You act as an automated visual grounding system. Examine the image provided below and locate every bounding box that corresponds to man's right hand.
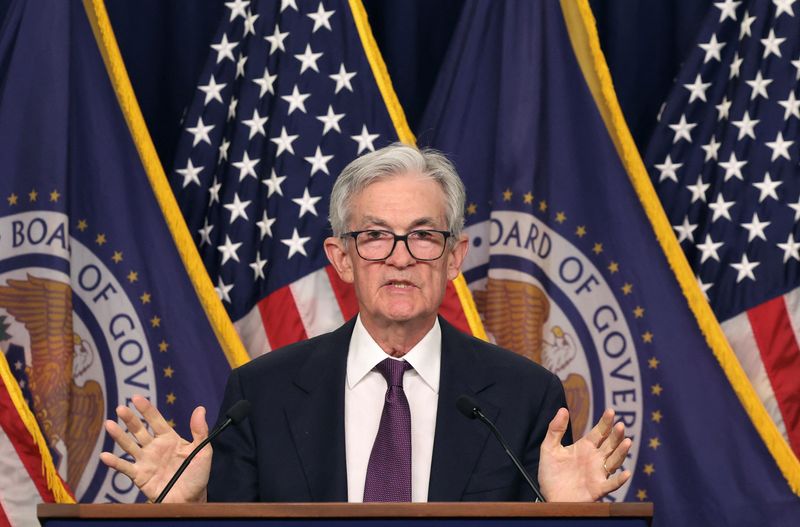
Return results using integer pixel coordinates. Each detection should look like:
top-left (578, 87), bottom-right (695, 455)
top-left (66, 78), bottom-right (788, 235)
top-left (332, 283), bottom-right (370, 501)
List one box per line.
top-left (99, 395), bottom-right (211, 503)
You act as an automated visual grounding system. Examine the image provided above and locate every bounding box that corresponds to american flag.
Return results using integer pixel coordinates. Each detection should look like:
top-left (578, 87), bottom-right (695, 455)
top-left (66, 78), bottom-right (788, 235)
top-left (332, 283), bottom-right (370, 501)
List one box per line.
top-left (170, 0), bottom-right (479, 359)
top-left (644, 0), bottom-right (800, 459)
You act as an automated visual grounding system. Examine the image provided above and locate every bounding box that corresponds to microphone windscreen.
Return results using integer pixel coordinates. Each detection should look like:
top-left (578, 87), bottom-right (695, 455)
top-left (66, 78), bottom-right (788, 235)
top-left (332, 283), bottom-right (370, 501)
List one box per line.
top-left (225, 400), bottom-right (252, 424)
top-left (456, 394), bottom-right (480, 419)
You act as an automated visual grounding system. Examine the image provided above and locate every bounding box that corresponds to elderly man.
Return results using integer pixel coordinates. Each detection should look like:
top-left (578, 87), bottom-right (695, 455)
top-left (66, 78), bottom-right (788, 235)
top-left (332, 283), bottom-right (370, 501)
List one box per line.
top-left (100, 144), bottom-right (631, 503)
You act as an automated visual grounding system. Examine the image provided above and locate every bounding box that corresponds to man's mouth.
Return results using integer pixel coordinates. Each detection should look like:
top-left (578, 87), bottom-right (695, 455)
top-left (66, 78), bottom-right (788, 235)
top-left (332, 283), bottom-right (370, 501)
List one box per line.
top-left (385, 280), bottom-right (415, 289)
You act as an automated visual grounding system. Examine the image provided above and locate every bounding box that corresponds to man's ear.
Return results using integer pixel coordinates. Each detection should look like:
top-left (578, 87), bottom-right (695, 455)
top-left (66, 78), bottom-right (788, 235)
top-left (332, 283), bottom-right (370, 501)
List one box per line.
top-left (324, 236), bottom-right (354, 283)
top-left (445, 234), bottom-right (469, 281)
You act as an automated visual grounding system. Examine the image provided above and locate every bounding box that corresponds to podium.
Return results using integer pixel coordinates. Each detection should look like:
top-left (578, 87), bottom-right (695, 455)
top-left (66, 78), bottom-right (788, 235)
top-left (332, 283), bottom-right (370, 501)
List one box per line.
top-left (39, 502), bottom-right (653, 526)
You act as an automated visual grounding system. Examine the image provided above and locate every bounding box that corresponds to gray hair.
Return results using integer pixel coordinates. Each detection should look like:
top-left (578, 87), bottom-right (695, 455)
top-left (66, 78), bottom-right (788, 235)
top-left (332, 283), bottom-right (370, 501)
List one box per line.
top-left (329, 143), bottom-right (466, 239)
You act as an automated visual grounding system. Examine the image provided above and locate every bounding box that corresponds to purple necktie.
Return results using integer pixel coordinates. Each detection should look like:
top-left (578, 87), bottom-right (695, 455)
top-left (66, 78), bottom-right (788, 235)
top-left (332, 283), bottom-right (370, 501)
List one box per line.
top-left (363, 358), bottom-right (412, 502)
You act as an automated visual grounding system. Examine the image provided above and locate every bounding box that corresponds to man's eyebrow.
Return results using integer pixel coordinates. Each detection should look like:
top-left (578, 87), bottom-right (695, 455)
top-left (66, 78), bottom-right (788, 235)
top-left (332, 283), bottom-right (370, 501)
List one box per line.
top-left (357, 216), bottom-right (442, 230)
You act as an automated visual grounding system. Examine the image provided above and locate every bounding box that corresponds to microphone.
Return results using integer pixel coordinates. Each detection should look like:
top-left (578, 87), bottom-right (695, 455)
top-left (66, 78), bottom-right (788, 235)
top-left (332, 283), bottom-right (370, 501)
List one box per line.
top-left (154, 399), bottom-right (251, 503)
top-left (456, 394), bottom-right (546, 502)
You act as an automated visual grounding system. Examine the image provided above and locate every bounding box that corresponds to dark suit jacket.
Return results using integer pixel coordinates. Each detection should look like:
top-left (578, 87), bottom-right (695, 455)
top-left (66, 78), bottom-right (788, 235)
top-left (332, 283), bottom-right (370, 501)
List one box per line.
top-left (208, 316), bottom-right (570, 502)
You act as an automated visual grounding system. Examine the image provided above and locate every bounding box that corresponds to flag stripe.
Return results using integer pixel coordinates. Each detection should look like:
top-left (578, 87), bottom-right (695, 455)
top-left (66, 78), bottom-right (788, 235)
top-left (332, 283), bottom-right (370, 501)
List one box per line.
top-left (747, 297), bottom-right (800, 456)
top-left (325, 265), bottom-right (359, 321)
top-left (782, 287), bottom-right (800, 363)
top-left (234, 303), bottom-right (272, 359)
top-left (0, 427), bottom-right (45, 527)
top-left (258, 286), bottom-right (308, 350)
top-left (0, 501), bottom-right (11, 527)
top-left (289, 268), bottom-right (345, 338)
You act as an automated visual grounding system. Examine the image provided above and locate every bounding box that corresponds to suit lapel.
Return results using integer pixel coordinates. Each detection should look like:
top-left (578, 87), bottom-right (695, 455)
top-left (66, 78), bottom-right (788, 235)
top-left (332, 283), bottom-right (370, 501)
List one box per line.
top-left (428, 318), bottom-right (498, 501)
top-left (284, 319), bottom-right (355, 502)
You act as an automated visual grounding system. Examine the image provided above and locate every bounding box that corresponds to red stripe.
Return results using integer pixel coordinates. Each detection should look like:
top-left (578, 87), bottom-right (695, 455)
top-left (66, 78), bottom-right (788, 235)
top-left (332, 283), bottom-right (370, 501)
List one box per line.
top-left (747, 295), bottom-right (800, 456)
top-left (0, 501), bottom-right (11, 527)
top-left (258, 285), bottom-right (308, 349)
top-left (0, 380), bottom-right (59, 503)
top-left (325, 265), bottom-right (359, 320)
top-left (438, 280), bottom-right (472, 335)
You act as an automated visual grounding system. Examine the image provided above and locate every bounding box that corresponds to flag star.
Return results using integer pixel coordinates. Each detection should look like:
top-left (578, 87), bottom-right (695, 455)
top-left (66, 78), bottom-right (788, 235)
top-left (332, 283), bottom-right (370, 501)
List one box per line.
top-left (673, 216), bottom-right (698, 243)
top-left (731, 111), bottom-right (759, 140)
top-left (779, 91), bottom-right (800, 120)
top-left (224, 0), bottom-right (249, 21)
top-left (176, 159), bottom-right (203, 188)
top-left (280, 0), bottom-right (298, 12)
top-left (241, 109), bottom-right (268, 139)
top-left (281, 85), bottom-right (311, 115)
top-left (208, 177), bottom-right (222, 205)
top-left (264, 24), bottom-right (289, 54)
top-left (256, 210), bottom-right (276, 239)
top-left (329, 63), bottom-right (357, 93)
top-left (714, 0), bottom-right (741, 21)
top-left (683, 74), bottom-right (711, 102)
top-left (715, 96), bottom-right (732, 120)
top-left (253, 68), bottom-right (277, 97)
top-left (317, 105), bottom-right (345, 135)
top-left (198, 75), bottom-right (226, 105)
top-left (263, 169), bottom-right (287, 197)
top-left (702, 135), bottom-right (721, 161)
top-left (741, 212), bottom-right (770, 242)
top-left (281, 228), bottom-right (311, 259)
top-left (210, 33), bottom-right (238, 63)
top-left (351, 125), bottom-right (380, 154)
top-left (778, 234), bottom-right (800, 263)
top-left (305, 146), bottom-right (334, 176)
top-left (668, 114), bottom-right (696, 143)
top-left (227, 96), bottom-right (238, 121)
top-left (793, 57), bottom-right (800, 80)
top-left (697, 234), bottom-right (724, 263)
top-left (718, 152), bottom-right (747, 181)
top-left (686, 174), bottom-right (710, 203)
top-left (746, 71), bottom-right (772, 100)
top-left (186, 117), bottom-right (214, 146)
top-left (249, 252), bottom-right (268, 280)
top-left (753, 173), bottom-right (782, 202)
top-left (307, 3), bottom-right (335, 32)
top-left (729, 52), bottom-right (743, 79)
top-left (653, 155), bottom-right (681, 183)
top-left (235, 53), bottom-right (247, 78)
top-left (709, 193), bottom-right (735, 222)
top-left (765, 131), bottom-right (794, 161)
top-left (271, 126), bottom-right (299, 156)
top-left (218, 138), bottom-right (230, 163)
top-left (294, 44), bottom-right (323, 74)
top-left (773, 0), bottom-right (796, 18)
top-left (232, 151), bottom-right (260, 181)
top-left (198, 218), bottom-right (214, 246)
top-left (224, 193), bottom-right (251, 223)
top-left (217, 235), bottom-right (243, 265)
top-left (242, 10), bottom-right (259, 36)
top-left (292, 188), bottom-right (322, 218)
top-left (216, 277), bottom-right (234, 303)
top-left (730, 254), bottom-right (759, 282)
top-left (697, 276), bottom-right (713, 299)
top-left (739, 11), bottom-right (755, 39)
top-left (790, 196), bottom-right (800, 221)
top-left (699, 34), bottom-right (726, 63)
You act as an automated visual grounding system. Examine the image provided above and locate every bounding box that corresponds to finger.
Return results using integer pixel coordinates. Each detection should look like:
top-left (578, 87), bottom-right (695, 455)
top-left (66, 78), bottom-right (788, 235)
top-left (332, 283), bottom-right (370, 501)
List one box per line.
top-left (584, 408), bottom-right (614, 448)
top-left (541, 407), bottom-right (570, 450)
top-left (605, 437), bottom-right (632, 472)
top-left (189, 406), bottom-right (209, 444)
top-left (132, 394), bottom-right (173, 436)
top-left (99, 451), bottom-right (137, 481)
top-left (104, 419), bottom-right (143, 458)
top-left (600, 421), bottom-right (625, 456)
top-left (601, 468), bottom-right (632, 494)
top-left (116, 404), bottom-right (153, 447)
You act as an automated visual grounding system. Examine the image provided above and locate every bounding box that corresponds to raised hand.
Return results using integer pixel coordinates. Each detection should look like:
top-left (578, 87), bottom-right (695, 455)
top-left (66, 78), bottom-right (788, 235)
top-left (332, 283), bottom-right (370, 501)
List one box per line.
top-left (99, 395), bottom-right (211, 503)
top-left (537, 408), bottom-right (632, 502)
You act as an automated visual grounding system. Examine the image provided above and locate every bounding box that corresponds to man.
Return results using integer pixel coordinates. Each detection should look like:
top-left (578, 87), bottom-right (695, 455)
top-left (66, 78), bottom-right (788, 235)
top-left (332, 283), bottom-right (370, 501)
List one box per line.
top-left (100, 144), bottom-right (631, 503)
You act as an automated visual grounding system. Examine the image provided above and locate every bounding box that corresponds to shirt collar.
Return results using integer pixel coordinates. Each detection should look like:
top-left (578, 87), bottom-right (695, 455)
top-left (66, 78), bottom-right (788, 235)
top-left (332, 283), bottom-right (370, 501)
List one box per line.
top-left (347, 315), bottom-right (441, 393)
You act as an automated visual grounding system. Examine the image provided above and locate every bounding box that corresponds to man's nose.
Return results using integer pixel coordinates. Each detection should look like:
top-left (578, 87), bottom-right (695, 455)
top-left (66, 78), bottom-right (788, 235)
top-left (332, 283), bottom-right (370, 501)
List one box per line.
top-left (385, 238), bottom-right (415, 267)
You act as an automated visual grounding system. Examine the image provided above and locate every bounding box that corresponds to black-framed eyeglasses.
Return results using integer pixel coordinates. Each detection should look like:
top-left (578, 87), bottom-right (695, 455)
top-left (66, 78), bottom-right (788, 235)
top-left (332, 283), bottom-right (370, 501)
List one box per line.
top-left (342, 229), bottom-right (452, 261)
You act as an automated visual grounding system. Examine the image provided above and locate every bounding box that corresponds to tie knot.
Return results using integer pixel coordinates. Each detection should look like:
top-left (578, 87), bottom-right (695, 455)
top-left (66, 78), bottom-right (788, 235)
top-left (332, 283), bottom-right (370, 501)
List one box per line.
top-left (375, 358), bottom-right (411, 387)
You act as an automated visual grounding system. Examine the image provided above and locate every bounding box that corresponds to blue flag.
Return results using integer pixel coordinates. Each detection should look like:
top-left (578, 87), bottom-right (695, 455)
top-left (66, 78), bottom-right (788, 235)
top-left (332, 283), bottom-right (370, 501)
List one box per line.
top-left (419, 0), bottom-right (800, 524)
top-left (0, 0), bottom-right (241, 512)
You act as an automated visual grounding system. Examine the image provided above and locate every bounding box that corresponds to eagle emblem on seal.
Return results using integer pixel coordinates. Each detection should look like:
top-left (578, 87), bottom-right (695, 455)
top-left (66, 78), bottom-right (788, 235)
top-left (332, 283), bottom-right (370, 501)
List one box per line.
top-left (473, 278), bottom-right (590, 437)
top-left (0, 274), bottom-right (104, 491)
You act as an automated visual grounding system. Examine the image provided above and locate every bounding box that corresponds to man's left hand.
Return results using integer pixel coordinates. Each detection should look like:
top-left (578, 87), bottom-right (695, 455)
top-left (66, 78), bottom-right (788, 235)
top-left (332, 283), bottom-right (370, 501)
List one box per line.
top-left (537, 408), bottom-right (632, 502)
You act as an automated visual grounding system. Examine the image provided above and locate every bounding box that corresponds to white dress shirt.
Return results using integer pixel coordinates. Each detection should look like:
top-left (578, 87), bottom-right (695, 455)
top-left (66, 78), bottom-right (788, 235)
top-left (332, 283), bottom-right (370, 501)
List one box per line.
top-left (345, 316), bottom-right (441, 502)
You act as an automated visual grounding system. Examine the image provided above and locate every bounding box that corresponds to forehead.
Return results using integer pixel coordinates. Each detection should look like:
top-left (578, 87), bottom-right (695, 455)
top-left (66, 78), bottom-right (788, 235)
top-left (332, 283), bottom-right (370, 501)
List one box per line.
top-left (349, 172), bottom-right (447, 228)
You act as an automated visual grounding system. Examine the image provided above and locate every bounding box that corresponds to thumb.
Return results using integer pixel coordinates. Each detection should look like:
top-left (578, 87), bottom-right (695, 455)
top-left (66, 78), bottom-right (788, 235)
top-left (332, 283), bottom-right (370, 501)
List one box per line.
top-left (189, 405), bottom-right (209, 443)
top-left (542, 407), bottom-right (570, 450)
